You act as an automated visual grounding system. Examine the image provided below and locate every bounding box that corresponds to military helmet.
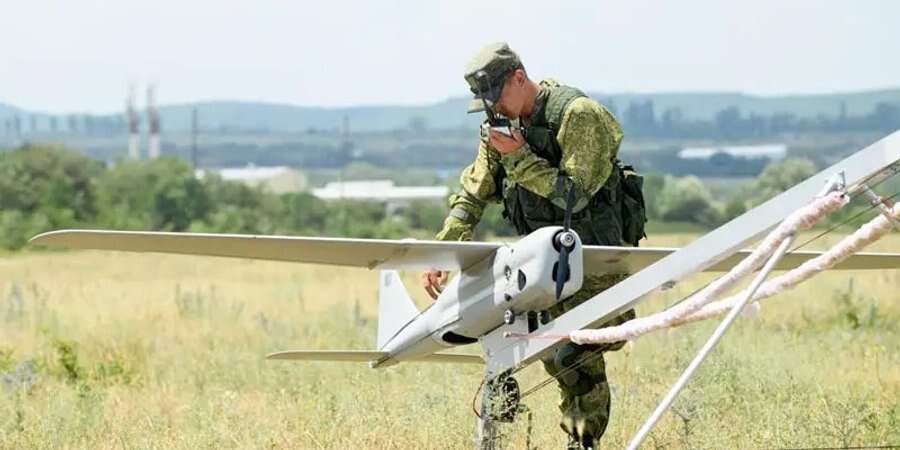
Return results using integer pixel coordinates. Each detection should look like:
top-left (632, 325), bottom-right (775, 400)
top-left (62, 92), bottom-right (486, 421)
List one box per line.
top-left (464, 42), bottom-right (524, 113)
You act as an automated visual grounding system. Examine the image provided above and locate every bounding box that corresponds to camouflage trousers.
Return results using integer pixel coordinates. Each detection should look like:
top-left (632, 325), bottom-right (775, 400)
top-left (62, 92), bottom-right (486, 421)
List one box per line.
top-left (541, 273), bottom-right (636, 446)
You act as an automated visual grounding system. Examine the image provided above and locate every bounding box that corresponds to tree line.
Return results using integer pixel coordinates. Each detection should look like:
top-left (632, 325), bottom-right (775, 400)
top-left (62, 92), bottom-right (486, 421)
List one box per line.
top-left (1, 145), bottom-right (828, 251)
top-left (0, 144), bottom-right (507, 250)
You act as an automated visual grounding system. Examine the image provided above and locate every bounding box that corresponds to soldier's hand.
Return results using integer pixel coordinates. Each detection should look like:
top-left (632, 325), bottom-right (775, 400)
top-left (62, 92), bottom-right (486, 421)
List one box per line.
top-left (421, 270), bottom-right (449, 300)
top-left (489, 128), bottom-right (525, 155)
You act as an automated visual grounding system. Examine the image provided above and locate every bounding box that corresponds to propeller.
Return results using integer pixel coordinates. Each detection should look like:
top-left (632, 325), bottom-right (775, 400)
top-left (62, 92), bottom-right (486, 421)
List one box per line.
top-left (554, 180), bottom-right (578, 301)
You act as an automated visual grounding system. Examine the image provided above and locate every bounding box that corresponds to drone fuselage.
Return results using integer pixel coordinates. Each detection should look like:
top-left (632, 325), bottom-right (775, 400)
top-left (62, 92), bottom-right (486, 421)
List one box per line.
top-left (374, 226), bottom-right (583, 367)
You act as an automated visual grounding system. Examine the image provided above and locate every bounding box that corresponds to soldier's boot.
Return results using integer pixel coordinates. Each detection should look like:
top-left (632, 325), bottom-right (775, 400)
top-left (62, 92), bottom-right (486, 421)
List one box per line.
top-left (580, 433), bottom-right (596, 450)
top-left (565, 433), bottom-right (596, 450)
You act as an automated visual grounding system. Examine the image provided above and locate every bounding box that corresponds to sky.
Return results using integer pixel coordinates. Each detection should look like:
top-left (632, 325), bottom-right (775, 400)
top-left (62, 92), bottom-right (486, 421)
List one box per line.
top-left (1, 0), bottom-right (898, 114)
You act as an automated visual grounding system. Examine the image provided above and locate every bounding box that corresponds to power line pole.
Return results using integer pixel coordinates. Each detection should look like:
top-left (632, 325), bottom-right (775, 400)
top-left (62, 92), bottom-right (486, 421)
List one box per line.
top-left (126, 85), bottom-right (140, 159)
top-left (147, 84), bottom-right (161, 159)
top-left (191, 107), bottom-right (199, 169)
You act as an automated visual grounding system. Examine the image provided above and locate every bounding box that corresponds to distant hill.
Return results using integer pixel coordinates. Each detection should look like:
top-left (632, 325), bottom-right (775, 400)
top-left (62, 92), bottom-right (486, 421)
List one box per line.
top-left (0, 102), bottom-right (24, 118)
top-left (2, 88), bottom-right (899, 133)
top-left (156, 98), bottom-right (479, 133)
top-left (596, 89), bottom-right (900, 121)
top-left (0, 103), bottom-right (54, 130)
top-left (154, 89), bottom-right (900, 133)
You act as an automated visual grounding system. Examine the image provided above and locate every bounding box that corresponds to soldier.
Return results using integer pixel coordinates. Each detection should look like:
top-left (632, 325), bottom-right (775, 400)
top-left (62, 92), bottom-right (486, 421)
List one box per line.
top-left (422, 42), bottom-right (644, 449)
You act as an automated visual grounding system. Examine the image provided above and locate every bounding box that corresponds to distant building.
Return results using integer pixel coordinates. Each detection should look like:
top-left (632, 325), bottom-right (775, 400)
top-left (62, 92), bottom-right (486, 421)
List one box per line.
top-left (678, 143), bottom-right (787, 160)
top-left (313, 180), bottom-right (449, 212)
top-left (196, 165), bottom-right (308, 193)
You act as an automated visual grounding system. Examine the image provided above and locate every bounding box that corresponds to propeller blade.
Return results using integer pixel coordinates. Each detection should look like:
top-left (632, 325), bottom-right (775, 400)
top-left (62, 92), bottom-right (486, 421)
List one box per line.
top-left (556, 179), bottom-right (577, 300)
top-left (555, 243), bottom-right (570, 300)
top-left (563, 182), bottom-right (576, 232)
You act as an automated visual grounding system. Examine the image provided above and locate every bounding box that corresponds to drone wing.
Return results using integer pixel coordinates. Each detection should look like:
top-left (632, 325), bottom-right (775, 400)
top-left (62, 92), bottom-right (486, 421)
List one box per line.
top-left (31, 230), bottom-right (900, 274)
top-left (31, 229), bottom-right (501, 271)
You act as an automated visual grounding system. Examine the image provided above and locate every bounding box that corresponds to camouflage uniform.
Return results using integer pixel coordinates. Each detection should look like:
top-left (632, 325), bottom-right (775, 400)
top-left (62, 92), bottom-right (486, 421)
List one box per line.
top-left (436, 78), bottom-right (623, 243)
top-left (436, 43), bottom-right (637, 447)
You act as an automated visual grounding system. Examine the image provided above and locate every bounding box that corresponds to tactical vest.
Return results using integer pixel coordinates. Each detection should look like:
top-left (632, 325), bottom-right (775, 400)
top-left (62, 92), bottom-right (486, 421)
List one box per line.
top-left (498, 85), bottom-right (647, 247)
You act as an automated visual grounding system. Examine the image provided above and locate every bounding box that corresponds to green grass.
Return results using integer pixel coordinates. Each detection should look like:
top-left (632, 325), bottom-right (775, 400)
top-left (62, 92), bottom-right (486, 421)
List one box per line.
top-left (1, 232), bottom-right (898, 448)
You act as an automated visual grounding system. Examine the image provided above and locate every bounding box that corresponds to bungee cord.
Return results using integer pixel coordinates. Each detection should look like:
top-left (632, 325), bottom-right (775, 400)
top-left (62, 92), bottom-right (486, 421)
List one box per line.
top-left (569, 190), bottom-right (849, 345)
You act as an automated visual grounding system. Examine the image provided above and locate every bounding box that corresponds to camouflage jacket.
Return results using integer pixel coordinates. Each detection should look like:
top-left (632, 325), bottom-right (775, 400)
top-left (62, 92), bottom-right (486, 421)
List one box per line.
top-left (435, 79), bottom-right (624, 241)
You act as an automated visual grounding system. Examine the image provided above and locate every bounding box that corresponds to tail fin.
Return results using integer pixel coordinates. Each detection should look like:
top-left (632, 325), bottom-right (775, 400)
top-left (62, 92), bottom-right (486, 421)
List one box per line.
top-left (377, 270), bottom-right (420, 349)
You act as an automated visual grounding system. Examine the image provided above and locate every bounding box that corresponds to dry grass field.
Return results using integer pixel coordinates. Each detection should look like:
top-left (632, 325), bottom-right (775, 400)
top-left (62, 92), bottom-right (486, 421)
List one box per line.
top-left (1, 232), bottom-right (898, 449)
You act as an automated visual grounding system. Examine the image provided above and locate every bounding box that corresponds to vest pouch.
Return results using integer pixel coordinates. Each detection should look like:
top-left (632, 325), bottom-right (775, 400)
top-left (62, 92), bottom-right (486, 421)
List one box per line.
top-left (568, 208), bottom-right (607, 246)
top-left (502, 181), bottom-right (531, 235)
top-left (588, 191), bottom-right (624, 246)
top-left (619, 166), bottom-right (648, 247)
top-left (511, 185), bottom-right (558, 233)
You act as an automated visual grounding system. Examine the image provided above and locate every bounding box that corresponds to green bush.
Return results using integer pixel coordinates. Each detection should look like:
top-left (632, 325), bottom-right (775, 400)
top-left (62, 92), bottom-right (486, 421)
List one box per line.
top-left (280, 192), bottom-right (329, 234)
top-left (0, 144), bottom-right (102, 220)
top-left (657, 176), bottom-right (723, 226)
top-left (749, 158), bottom-right (817, 207)
top-left (0, 145), bottom-right (102, 248)
top-left (97, 157), bottom-right (211, 231)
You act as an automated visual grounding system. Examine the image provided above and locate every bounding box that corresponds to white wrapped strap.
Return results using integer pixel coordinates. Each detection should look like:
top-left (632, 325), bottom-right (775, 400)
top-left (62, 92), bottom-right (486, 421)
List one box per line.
top-left (570, 191), bottom-right (849, 345)
top-left (678, 202), bottom-right (900, 325)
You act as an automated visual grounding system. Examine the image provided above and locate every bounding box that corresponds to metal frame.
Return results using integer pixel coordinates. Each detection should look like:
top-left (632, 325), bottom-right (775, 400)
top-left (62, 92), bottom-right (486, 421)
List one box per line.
top-left (625, 172), bottom-right (846, 449)
top-left (625, 236), bottom-right (795, 449)
top-left (481, 130), bottom-right (900, 377)
top-left (863, 184), bottom-right (900, 230)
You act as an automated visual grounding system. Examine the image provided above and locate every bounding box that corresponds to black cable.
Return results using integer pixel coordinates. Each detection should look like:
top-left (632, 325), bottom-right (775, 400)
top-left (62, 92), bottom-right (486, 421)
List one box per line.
top-left (788, 166), bottom-right (899, 251)
top-left (471, 375), bottom-right (487, 418)
top-left (520, 346), bottom-right (608, 399)
top-left (791, 187), bottom-right (900, 252)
